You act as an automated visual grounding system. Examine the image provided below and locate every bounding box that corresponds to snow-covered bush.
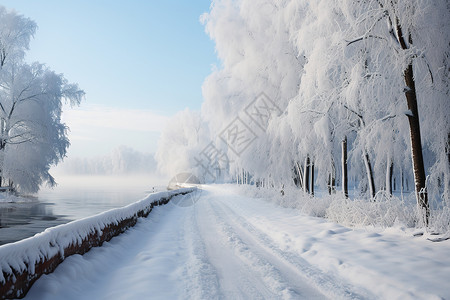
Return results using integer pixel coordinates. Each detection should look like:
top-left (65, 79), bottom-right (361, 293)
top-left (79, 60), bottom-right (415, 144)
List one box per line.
top-left (235, 184), bottom-right (450, 233)
top-left (326, 193), bottom-right (419, 228)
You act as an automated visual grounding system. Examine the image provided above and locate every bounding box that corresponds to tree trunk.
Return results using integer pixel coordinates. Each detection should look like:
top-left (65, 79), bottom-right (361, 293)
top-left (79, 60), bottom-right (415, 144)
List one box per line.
top-left (327, 160), bottom-right (336, 195)
top-left (386, 156), bottom-right (393, 196)
top-left (400, 169), bottom-right (404, 199)
top-left (389, 162), bottom-right (394, 194)
top-left (395, 22), bottom-right (429, 222)
top-left (342, 136), bottom-right (348, 198)
top-left (304, 156), bottom-right (310, 194)
top-left (331, 160), bottom-right (336, 193)
top-left (310, 160), bottom-right (314, 196)
top-left (445, 132), bottom-right (450, 202)
top-left (327, 174), bottom-right (332, 195)
top-left (447, 132), bottom-right (450, 169)
top-left (293, 161), bottom-right (303, 188)
top-left (363, 150), bottom-right (375, 199)
top-left (404, 62), bottom-right (428, 219)
top-left (0, 119), bottom-right (4, 188)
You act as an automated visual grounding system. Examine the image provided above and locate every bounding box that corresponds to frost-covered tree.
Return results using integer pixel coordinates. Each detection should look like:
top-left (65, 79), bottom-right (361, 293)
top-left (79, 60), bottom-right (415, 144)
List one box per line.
top-left (201, 0), bottom-right (305, 187)
top-left (341, 0), bottom-right (450, 221)
top-left (0, 6), bottom-right (84, 193)
top-left (156, 0), bottom-right (449, 229)
top-left (0, 60), bottom-right (83, 192)
top-left (155, 109), bottom-right (210, 180)
top-left (0, 6), bottom-right (36, 69)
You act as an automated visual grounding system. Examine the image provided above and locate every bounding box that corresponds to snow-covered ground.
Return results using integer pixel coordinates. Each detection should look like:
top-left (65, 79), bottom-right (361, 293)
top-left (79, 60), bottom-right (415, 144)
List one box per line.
top-left (23, 185), bottom-right (450, 300)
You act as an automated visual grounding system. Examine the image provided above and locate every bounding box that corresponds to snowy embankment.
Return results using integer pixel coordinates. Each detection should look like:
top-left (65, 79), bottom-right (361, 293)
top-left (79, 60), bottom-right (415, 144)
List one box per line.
top-left (0, 188), bottom-right (194, 299)
top-left (20, 185), bottom-right (450, 300)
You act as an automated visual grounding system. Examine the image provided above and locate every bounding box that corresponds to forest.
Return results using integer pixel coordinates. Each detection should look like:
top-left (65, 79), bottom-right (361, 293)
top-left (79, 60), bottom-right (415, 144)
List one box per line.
top-left (157, 0), bottom-right (450, 230)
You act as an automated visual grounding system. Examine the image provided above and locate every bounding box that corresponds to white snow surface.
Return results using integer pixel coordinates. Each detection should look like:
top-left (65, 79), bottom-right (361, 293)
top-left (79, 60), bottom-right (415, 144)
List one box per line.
top-left (22, 185), bottom-right (450, 300)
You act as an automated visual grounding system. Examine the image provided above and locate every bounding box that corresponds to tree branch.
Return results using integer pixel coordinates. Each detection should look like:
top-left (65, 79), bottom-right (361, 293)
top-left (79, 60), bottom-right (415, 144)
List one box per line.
top-left (346, 34), bottom-right (387, 46)
top-left (7, 136), bottom-right (34, 145)
top-left (300, 109), bottom-right (326, 116)
top-left (342, 104), bottom-right (365, 127)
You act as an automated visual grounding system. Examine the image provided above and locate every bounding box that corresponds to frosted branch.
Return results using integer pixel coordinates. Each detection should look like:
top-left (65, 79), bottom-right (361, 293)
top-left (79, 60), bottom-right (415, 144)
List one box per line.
top-left (7, 137), bottom-right (34, 145)
top-left (346, 34), bottom-right (386, 46)
top-left (342, 104), bottom-right (365, 127)
top-left (380, 114), bottom-right (397, 122)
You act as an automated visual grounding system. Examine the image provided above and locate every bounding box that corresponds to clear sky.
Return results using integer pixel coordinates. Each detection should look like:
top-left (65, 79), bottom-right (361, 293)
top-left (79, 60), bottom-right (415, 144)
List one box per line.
top-left (1, 0), bottom-right (218, 157)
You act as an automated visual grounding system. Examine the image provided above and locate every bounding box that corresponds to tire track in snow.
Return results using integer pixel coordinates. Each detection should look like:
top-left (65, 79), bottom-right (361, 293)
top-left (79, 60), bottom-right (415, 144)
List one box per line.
top-left (23, 189), bottom-right (377, 300)
top-left (195, 195), bottom-right (277, 299)
top-left (209, 191), bottom-right (376, 300)
top-left (196, 191), bottom-right (326, 300)
top-left (180, 203), bottom-right (221, 299)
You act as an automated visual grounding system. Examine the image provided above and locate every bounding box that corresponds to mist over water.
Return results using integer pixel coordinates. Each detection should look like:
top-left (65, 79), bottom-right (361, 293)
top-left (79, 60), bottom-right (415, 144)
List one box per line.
top-left (40, 174), bottom-right (170, 219)
top-left (0, 174), bottom-right (169, 245)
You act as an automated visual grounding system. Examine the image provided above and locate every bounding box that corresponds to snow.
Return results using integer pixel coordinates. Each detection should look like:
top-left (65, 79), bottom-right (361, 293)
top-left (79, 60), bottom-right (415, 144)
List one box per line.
top-left (21, 185), bottom-right (450, 300)
top-left (0, 188), bottom-right (193, 285)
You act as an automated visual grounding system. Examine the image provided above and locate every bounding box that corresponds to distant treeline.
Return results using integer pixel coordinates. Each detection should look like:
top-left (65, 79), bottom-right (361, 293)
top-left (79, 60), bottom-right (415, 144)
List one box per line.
top-left (60, 146), bottom-right (157, 175)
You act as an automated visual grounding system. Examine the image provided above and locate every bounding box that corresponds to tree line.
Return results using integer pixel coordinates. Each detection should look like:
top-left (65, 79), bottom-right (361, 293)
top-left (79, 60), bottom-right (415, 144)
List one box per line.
top-left (157, 0), bottom-right (449, 226)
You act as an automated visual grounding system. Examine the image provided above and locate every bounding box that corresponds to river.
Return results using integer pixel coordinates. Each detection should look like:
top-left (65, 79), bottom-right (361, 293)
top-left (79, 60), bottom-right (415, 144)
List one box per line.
top-left (0, 175), bottom-right (167, 245)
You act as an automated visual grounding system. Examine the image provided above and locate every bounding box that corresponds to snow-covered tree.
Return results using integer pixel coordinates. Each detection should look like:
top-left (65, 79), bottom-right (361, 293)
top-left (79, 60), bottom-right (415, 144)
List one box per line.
top-left (340, 0), bottom-right (450, 221)
top-left (155, 109), bottom-right (209, 180)
top-left (0, 6), bottom-right (36, 69)
top-left (0, 6), bottom-right (84, 193)
top-left (156, 0), bottom-right (449, 230)
top-left (201, 0), bottom-right (305, 187)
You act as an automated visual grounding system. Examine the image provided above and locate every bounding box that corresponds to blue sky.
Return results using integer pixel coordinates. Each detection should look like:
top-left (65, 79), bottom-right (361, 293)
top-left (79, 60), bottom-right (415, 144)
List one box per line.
top-left (1, 1), bottom-right (218, 157)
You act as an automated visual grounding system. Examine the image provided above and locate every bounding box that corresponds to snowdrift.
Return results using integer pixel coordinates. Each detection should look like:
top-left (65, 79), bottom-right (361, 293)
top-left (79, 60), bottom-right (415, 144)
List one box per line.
top-left (0, 188), bottom-right (194, 299)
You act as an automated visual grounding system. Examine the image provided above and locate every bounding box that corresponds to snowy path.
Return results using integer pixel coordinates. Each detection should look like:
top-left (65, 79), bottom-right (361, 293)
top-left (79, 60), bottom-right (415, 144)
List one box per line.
top-left (24, 185), bottom-right (450, 300)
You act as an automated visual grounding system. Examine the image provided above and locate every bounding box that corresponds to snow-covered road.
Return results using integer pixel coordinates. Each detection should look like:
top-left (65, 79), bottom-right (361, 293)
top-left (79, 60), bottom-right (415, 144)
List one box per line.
top-left (24, 185), bottom-right (450, 300)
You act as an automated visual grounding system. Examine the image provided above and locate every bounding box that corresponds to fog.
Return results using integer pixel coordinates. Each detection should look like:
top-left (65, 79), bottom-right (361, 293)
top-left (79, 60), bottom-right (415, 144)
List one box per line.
top-left (46, 146), bottom-right (171, 194)
top-left (55, 146), bottom-right (158, 175)
top-left (43, 174), bottom-right (170, 193)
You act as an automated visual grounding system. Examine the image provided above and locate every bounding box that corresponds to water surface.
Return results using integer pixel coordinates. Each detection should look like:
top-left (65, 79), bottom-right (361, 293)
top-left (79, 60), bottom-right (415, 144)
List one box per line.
top-left (0, 175), bottom-right (167, 245)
